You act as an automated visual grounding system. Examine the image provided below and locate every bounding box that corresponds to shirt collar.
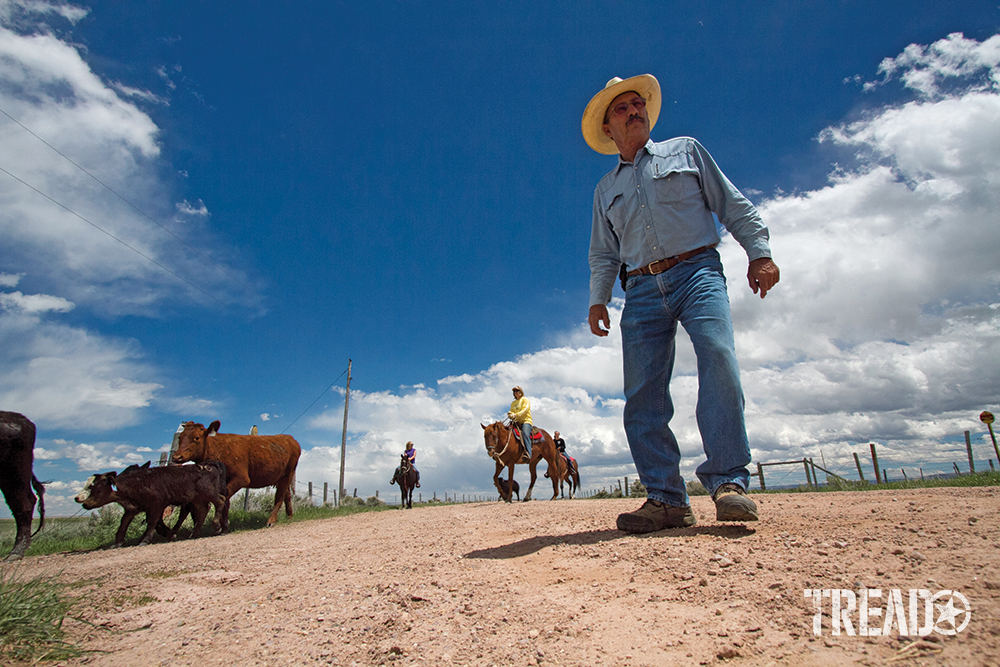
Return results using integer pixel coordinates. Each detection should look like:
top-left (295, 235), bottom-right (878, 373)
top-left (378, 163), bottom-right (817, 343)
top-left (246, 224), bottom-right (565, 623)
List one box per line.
top-left (615, 140), bottom-right (655, 172)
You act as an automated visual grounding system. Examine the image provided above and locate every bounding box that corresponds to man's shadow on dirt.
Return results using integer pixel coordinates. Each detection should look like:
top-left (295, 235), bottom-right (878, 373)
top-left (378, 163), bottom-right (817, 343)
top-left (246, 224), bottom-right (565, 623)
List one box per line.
top-left (463, 525), bottom-right (755, 560)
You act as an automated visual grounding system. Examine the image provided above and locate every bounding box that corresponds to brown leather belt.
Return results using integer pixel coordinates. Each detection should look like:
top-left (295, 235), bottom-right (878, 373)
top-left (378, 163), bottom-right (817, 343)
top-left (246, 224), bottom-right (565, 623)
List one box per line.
top-left (626, 245), bottom-right (715, 277)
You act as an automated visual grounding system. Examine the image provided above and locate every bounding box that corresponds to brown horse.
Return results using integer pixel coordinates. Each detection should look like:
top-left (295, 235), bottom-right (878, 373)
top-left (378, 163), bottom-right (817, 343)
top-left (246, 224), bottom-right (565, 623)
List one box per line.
top-left (481, 421), bottom-right (562, 502)
top-left (546, 454), bottom-right (580, 499)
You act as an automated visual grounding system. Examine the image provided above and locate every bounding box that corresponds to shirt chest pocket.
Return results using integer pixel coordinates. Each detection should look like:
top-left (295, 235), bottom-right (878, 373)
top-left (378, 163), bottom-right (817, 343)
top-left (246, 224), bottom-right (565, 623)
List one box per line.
top-left (652, 163), bottom-right (699, 204)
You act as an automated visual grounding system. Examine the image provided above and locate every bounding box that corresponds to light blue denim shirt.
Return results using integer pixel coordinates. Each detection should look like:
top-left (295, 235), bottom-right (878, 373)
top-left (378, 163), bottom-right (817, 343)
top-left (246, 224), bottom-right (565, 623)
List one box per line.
top-left (589, 137), bottom-right (771, 307)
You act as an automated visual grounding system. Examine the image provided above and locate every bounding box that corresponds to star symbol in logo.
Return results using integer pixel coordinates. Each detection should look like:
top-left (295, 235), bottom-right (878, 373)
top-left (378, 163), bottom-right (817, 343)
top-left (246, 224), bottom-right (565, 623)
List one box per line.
top-left (931, 590), bottom-right (971, 635)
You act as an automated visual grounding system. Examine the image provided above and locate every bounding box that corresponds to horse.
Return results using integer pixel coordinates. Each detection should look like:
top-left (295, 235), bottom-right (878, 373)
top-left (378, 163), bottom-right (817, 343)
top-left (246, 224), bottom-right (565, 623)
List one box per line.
top-left (546, 454), bottom-right (580, 499)
top-left (390, 454), bottom-right (418, 509)
top-left (481, 421), bottom-right (562, 502)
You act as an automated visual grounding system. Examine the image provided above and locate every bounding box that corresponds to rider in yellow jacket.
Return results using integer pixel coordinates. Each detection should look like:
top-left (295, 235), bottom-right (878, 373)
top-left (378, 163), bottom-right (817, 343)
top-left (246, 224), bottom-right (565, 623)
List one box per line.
top-left (507, 386), bottom-right (533, 462)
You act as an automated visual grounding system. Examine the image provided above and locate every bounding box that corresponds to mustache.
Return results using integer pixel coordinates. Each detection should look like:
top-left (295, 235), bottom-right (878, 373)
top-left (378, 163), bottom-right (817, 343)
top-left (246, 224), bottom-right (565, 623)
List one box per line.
top-left (626, 114), bottom-right (646, 125)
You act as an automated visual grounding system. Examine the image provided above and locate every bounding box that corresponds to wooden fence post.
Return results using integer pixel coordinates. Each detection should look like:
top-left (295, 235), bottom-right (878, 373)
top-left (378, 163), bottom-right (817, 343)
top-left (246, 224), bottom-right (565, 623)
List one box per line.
top-left (853, 452), bottom-right (865, 482)
top-left (870, 444), bottom-right (882, 484)
top-left (965, 430), bottom-right (975, 473)
top-left (953, 462), bottom-right (961, 476)
top-left (756, 462), bottom-right (766, 491)
top-left (901, 469), bottom-right (907, 481)
top-left (803, 459), bottom-right (812, 487)
top-left (323, 482), bottom-right (328, 505)
top-left (625, 476), bottom-right (629, 497)
top-left (810, 458), bottom-right (818, 486)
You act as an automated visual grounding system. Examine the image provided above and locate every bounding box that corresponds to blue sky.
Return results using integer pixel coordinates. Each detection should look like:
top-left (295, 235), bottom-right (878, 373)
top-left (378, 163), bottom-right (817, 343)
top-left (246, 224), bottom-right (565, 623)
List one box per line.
top-left (1, 1), bottom-right (999, 517)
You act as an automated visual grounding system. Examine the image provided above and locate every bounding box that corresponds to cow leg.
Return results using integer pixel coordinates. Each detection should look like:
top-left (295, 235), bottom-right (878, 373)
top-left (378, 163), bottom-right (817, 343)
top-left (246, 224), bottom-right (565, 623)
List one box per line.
top-left (163, 505), bottom-right (190, 540)
top-left (188, 503), bottom-right (210, 539)
top-left (267, 477), bottom-right (292, 527)
top-left (214, 495), bottom-right (230, 534)
top-left (1, 478), bottom-right (36, 560)
top-left (283, 484), bottom-right (293, 517)
top-left (139, 505), bottom-right (166, 545)
top-left (114, 509), bottom-right (140, 548)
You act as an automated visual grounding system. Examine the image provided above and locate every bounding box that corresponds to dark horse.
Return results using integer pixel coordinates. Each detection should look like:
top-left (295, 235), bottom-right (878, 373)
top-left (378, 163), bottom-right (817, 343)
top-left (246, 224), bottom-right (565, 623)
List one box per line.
top-left (481, 421), bottom-right (562, 502)
top-left (390, 454), bottom-right (417, 509)
top-left (546, 454), bottom-right (581, 499)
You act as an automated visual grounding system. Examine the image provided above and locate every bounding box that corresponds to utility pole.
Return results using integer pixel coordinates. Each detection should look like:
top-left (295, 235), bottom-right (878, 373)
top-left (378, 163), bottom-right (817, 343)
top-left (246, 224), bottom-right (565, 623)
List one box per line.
top-left (338, 359), bottom-right (352, 506)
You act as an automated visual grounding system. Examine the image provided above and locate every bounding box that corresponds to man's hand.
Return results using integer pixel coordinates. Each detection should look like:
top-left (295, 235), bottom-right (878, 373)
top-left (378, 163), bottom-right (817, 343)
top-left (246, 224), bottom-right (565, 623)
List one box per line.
top-left (747, 258), bottom-right (780, 299)
top-left (589, 304), bottom-right (610, 337)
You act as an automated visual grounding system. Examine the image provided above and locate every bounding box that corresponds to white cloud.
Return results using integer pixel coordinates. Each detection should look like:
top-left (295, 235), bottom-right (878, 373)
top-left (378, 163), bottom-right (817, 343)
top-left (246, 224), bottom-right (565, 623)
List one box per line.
top-left (0, 289), bottom-right (73, 313)
top-left (0, 302), bottom-right (162, 429)
top-left (0, 10), bottom-right (258, 315)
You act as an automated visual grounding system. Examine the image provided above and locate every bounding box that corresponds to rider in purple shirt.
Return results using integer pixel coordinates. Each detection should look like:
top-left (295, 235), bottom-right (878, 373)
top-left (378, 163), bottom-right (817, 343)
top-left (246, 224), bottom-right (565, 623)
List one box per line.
top-left (404, 441), bottom-right (420, 488)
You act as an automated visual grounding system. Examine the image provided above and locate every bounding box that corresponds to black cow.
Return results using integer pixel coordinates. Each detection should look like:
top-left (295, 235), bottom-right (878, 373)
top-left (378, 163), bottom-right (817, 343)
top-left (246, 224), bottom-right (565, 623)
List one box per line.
top-left (1, 412), bottom-right (45, 561)
top-left (497, 477), bottom-right (520, 502)
top-left (75, 461), bottom-right (229, 548)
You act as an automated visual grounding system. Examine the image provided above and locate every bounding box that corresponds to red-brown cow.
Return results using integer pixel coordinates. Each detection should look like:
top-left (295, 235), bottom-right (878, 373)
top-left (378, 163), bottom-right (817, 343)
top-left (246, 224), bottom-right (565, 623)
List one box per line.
top-left (172, 421), bottom-right (301, 527)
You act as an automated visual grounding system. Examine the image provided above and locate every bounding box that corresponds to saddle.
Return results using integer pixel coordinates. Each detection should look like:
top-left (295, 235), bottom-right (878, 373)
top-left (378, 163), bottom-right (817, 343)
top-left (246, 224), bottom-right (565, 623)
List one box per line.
top-left (512, 426), bottom-right (544, 443)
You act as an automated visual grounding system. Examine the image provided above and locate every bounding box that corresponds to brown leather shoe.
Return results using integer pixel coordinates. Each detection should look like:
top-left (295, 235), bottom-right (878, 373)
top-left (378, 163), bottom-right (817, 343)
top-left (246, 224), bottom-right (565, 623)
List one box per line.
top-left (713, 483), bottom-right (759, 521)
top-left (616, 499), bottom-right (697, 533)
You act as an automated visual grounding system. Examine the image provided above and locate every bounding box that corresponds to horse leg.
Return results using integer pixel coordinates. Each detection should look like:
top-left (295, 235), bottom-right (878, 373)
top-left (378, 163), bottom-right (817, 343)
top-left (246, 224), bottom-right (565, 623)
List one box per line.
top-left (493, 461), bottom-right (511, 503)
top-left (524, 457), bottom-right (537, 502)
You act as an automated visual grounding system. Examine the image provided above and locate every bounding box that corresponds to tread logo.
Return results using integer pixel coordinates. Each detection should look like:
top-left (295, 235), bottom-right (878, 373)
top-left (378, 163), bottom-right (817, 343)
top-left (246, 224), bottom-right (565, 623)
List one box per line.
top-left (804, 589), bottom-right (971, 636)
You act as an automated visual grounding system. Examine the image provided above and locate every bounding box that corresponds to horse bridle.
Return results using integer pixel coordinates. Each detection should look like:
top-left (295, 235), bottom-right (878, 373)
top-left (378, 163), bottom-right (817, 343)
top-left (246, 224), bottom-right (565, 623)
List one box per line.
top-left (487, 421), bottom-right (517, 461)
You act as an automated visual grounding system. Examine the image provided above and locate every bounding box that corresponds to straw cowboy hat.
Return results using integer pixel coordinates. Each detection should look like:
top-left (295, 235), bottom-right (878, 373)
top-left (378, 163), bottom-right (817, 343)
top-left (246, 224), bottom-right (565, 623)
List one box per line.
top-left (581, 74), bottom-right (662, 155)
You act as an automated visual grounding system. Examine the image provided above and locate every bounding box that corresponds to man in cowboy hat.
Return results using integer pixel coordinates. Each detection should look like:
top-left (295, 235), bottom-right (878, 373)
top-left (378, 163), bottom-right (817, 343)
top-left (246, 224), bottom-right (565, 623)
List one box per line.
top-left (582, 74), bottom-right (780, 533)
top-left (507, 386), bottom-right (533, 463)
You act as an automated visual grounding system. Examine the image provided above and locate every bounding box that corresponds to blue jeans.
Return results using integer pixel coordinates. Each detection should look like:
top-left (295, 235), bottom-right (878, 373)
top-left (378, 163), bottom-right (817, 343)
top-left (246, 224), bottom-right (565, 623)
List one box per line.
top-left (620, 248), bottom-right (751, 508)
top-left (519, 422), bottom-right (532, 456)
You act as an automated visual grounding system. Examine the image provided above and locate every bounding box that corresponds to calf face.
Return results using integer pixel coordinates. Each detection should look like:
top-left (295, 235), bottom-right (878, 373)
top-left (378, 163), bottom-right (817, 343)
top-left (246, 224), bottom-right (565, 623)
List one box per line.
top-left (75, 473), bottom-right (117, 509)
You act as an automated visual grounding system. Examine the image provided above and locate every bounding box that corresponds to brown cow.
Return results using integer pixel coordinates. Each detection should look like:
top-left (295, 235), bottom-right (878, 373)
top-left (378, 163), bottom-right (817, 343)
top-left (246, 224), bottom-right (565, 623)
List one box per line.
top-left (172, 421), bottom-right (301, 527)
top-left (1, 411), bottom-right (45, 560)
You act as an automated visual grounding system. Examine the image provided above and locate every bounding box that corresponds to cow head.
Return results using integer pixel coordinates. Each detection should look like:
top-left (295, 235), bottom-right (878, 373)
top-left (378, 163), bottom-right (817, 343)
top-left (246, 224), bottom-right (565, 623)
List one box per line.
top-left (74, 472), bottom-right (117, 509)
top-left (172, 421), bottom-right (209, 464)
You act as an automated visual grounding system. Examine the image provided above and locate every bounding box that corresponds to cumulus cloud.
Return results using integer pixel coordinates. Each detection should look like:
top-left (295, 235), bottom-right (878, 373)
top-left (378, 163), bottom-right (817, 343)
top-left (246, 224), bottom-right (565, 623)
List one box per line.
top-left (0, 292), bottom-right (162, 429)
top-left (0, 6), bottom-right (258, 315)
top-left (294, 32), bottom-right (1000, 498)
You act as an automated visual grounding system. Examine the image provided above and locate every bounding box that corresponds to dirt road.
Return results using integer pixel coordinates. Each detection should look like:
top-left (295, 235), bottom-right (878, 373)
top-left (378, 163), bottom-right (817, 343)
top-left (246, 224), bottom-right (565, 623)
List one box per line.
top-left (17, 487), bottom-right (1000, 666)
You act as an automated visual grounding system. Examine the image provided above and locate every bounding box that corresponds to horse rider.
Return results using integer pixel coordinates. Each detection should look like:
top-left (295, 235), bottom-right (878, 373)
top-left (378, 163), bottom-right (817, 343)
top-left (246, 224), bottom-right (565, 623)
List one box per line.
top-left (553, 430), bottom-right (577, 477)
top-left (404, 441), bottom-right (421, 488)
top-left (507, 386), bottom-right (533, 463)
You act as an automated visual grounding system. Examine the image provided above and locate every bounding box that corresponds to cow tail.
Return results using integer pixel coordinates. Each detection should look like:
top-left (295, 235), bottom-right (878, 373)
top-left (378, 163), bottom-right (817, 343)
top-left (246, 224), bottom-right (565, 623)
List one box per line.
top-left (31, 475), bottom-right (45, 535)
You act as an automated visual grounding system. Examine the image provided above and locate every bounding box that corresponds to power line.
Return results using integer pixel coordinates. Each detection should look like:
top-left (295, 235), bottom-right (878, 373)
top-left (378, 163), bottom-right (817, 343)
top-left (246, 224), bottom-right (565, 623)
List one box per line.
top-left (0, 106), bottom-right (264, 302)
top-left (280, 365), bottom-right (350, 435)
top-left (0, 165), bottom-right (228, 306)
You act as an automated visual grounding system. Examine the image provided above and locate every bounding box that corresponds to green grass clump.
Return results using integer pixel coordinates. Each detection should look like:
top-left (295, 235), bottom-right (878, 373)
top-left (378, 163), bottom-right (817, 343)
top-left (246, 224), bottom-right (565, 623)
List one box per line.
top-left (0, 567), bottom-right (81, 663)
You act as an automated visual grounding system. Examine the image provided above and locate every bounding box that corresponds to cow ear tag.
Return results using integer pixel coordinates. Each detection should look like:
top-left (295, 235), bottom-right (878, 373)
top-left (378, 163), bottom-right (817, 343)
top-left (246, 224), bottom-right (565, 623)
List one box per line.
top-left (175, 423), bottom-right (185, 433)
